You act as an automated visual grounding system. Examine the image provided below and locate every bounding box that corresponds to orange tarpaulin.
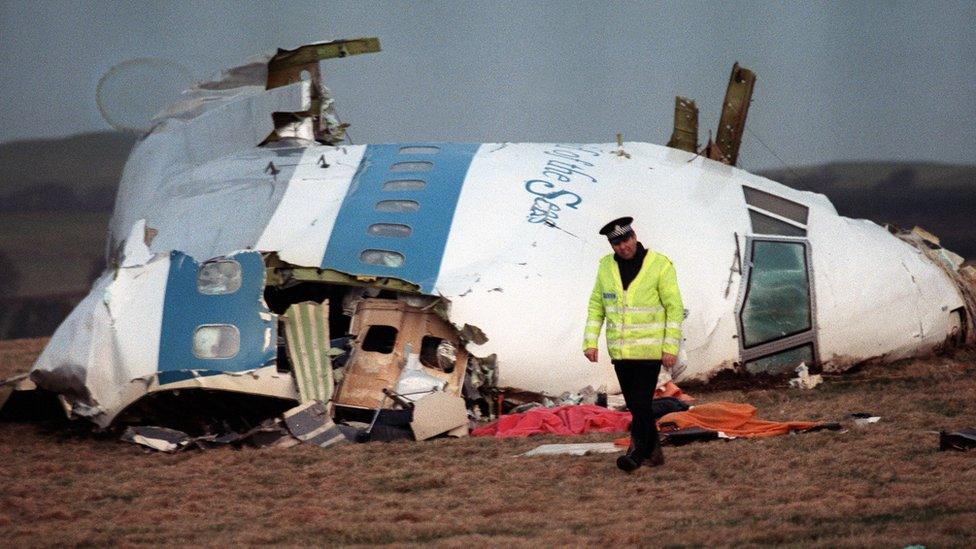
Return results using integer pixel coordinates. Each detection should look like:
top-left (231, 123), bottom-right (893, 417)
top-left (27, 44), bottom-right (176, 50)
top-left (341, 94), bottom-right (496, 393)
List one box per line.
top-left (615, 401), bottom-right (824, 446)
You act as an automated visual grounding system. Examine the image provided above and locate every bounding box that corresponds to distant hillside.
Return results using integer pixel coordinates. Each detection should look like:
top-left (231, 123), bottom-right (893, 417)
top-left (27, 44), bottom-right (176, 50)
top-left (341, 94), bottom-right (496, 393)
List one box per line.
top-left (759, 162), bottom-right (975, 259)
top-left (0, 131), bottom-right (137, 213)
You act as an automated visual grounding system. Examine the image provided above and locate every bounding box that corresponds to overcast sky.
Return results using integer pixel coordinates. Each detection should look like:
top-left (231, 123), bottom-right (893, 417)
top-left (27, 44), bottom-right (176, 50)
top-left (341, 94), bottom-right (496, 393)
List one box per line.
top-left (1, 0), bottom-right (973, 170)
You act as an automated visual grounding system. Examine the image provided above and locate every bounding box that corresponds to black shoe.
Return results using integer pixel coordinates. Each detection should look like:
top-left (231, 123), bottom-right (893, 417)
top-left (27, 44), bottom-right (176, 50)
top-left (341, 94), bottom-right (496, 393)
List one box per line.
top-left (616, 451), bottom-right (643, 472)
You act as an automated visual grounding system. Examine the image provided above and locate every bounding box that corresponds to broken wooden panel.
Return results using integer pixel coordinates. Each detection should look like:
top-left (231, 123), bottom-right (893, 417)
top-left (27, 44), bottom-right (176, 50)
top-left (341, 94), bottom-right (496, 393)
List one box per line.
top-left (284, 301), bottom-right (334, 403)
top-left (666, 96), bottom-right (699, 153)
top-left (714, 63), bottom-right (756, 166)
top-left (410, 391), bottom-right (468, 440)
top-left (334, 298), bottom-right (468, 409)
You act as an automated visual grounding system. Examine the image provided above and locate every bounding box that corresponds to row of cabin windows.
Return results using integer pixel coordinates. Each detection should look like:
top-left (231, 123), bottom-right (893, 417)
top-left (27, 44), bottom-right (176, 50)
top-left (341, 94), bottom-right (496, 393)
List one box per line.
top-left (359, 146), bottom-right (440, 268)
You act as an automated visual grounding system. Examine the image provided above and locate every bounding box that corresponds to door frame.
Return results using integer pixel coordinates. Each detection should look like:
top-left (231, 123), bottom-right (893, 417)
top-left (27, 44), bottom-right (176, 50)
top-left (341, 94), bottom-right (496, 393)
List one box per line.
top-left (733, 234), bottom-right (821, 372)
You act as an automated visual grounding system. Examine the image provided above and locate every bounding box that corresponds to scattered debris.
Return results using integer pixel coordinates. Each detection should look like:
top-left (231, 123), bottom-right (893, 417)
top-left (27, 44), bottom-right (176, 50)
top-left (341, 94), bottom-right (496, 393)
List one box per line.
top-left (282, 400), bottom-right (347, 448)
top-left (850, 413), bottom-right (881, 427)
top-left (660, 426), bottom-right (726, 446)
top-left (0, 374), bottom-right (63, 421)
top-left (789, 363), bottom-right (823, 389)
top-left (121, 426), bottom-right (192, 453)
top-left (0, 374), bottom-right (34, 411)
top-left (520, 442), bottom-right (622, 457)
top-left (284, 301), bottom-right (335, 403)
top-left (410, 391), bottom-right (468, 441)
top-left (334, 298), bottom-right (469, 410)
top-left (939, 427), bottom-right (976, 451)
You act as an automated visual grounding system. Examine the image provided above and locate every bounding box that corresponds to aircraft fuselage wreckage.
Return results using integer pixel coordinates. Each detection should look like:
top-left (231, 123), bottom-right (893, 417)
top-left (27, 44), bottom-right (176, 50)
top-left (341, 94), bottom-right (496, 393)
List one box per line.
top-left (25, 38), bottom-right (976, 433)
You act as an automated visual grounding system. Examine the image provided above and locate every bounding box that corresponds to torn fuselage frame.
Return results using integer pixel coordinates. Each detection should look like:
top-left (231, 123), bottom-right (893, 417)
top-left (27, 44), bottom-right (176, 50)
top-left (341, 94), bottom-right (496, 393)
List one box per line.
top-left (263, 253), bottom-right (484, 415)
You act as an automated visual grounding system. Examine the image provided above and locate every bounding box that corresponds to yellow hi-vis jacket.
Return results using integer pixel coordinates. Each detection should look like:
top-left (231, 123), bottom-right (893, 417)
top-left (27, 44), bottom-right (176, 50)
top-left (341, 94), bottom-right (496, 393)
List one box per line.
top-left (583, 250), bottom-right (684, 360)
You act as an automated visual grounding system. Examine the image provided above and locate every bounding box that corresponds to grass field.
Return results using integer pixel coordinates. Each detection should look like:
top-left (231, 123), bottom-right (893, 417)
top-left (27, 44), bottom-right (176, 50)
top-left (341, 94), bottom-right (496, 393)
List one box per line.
top-left (2, 338), bottom-right (975, 546)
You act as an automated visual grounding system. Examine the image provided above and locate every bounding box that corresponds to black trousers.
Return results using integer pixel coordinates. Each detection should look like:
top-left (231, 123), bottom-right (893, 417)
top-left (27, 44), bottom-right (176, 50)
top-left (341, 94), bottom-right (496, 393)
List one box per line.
top-left (613, 359), bottom-right (662, 457)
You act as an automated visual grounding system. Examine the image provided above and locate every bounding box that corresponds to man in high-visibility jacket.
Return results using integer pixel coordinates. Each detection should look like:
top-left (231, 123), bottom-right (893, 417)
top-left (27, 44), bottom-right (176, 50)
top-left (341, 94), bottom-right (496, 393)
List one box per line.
top-left (583, 216), bottom-right (683, 472)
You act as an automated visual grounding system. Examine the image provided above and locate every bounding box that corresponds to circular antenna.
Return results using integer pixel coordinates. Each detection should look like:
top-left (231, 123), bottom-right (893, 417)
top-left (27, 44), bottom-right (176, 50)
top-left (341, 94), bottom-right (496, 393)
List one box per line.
top-left (96, 58), bottom-right (193, 133)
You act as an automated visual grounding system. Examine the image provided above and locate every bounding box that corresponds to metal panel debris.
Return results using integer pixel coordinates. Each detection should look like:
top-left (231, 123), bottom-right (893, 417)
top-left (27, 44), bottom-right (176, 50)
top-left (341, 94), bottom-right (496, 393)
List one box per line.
top-left (282, 400), bottom-right (348, 448)
top-left (410, 391), bottom-right (468, 441)
top-left (710, 62), bottom-right (755, 166)
top-left (666, 97), bottom-right (699, 153)
top-left (284, 301), bottom-right (334, 403)
top-left (520, 443), bottom-right (622, 456)
top-left (121, 426), bottom-right (192, 453)
top-left (334, 298), bottom-right (468, 410)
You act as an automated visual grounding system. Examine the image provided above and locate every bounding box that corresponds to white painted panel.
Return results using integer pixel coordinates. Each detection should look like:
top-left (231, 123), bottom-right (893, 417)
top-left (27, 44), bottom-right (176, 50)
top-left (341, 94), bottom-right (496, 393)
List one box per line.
top-left (32, 254), bottom-right (170, 426)
top-left (256, 145), bottom-right (365, 266)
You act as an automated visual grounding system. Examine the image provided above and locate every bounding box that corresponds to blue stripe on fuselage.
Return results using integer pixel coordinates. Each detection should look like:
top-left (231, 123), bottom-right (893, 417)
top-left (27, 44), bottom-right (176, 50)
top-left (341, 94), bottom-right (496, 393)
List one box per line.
top-left (157, 250), bottom-right (276, 384)
top-left (321, 143), bottom-right (480, 293)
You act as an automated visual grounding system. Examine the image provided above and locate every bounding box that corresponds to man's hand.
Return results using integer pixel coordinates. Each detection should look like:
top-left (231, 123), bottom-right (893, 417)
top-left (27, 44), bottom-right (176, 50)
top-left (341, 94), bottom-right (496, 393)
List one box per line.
top-left (584, 348), bottom-right (598, 363)
top-left (662, 352), bottom-right (677, 369)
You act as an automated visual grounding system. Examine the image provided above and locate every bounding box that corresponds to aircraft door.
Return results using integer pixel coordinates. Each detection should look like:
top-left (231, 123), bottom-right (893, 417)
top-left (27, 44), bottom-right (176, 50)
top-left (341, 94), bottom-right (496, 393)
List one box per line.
top-left (734, 235), bottom-right (819, 375)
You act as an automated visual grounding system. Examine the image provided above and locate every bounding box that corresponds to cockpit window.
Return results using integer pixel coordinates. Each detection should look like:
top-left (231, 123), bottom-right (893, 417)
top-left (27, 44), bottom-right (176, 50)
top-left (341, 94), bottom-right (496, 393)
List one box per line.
top-left (197, 260), bottom-right (242, 295)
top-left (192, 324), bottom-right (240, 359)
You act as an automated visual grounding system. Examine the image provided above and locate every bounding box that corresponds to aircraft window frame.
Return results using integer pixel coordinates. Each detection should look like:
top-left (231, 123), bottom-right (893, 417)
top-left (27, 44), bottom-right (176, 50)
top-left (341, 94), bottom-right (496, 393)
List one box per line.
top-left (744, 343), bottom-right (815, 376)
top-left (196, 259), bottom-right (242, 295)
top-left (734, 234), bottom-right (820, 371)
top-left (360, 249), bottom-right (405, 268)
top-left (739, 239), bottom-right (812, 348)
top-left (367, 223), bottom-right (413, 238)
top-left (192, 324), bottom-right (241, 360)
top-left (361, 325), bottom-right (398, 354)
top-left (389, 161), bottom-right (434, 173)
top-left (398, 146), bottom-right (440, 155)
top-left (742, 186), bottom-right (809, 224)
top-left (375, 199), bottom-right (420, 213)
top-left (748, 208), bottom-right (807, 237)
top-left (381, 179), bottom-right (426, 191)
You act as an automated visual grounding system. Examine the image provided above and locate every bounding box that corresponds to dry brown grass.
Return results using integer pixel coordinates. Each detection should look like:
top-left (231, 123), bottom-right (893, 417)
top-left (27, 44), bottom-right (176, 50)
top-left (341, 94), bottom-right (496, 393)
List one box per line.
top-left (2, 338), bottom-right (975, 547)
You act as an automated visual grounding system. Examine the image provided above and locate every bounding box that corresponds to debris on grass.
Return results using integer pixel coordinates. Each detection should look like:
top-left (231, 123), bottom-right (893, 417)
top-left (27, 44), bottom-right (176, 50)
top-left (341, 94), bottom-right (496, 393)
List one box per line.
top-left (520, 442), bottom-right (622, 456)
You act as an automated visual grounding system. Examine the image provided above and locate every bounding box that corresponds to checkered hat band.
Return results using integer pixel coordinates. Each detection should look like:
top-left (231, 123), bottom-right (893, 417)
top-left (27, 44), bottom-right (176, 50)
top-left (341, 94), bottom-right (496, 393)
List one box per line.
top-left (608, 224), bottom-right (632, 239)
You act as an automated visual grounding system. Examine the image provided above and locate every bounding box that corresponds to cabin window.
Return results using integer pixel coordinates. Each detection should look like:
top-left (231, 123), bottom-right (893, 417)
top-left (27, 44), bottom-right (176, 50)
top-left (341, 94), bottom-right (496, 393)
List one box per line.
top-left (389, 161), bottom-right (433, 173)
top-left (382, 179), bottom-right (426, 191)
top-left (192, 324), bottom-right (240, 359)
top-left (420, 335), bottom-right (455, 373)
top-left (743, 186), bottom-right (809, 224)
top-left (360, 249), bottom-right (405, 268)
top-left (197, 259), bottom-right (242, 295)
top-left (398, 146), bottom-right (440, 155)
top-left (744, 344), bottom-right (814, 375)
top-left (740, 241), bottom-right (811, 348)
top-left (361, 325), bottom-right (398, 354)
top-left (749, 210), bottom-right (807, 237)
top-left (367, 223), bottom-right (412, 238)
top-left (375, 200), bottom-right (420, 213)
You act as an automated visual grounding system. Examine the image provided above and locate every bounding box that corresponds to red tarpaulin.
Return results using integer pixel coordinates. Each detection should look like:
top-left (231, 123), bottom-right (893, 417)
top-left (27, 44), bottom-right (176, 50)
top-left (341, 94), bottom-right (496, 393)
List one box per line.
top-left (470, 404), bottom-right (631, 438)
top-left (472, 402), bottom-right (824, 440)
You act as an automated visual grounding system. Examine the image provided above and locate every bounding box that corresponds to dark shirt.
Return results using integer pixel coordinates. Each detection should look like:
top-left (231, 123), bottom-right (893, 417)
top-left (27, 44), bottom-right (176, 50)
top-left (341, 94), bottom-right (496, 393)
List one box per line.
top-left (614, 242), bottom-right (647, 290)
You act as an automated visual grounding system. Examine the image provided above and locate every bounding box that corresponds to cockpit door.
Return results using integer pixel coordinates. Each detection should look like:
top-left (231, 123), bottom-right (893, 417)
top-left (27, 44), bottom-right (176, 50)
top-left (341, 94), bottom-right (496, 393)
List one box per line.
top-left (734, 235), bottom-right (820, 375)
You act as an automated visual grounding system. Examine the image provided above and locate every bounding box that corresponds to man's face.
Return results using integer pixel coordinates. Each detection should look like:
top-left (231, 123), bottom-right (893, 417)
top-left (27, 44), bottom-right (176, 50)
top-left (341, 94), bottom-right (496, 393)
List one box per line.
top-left (611, 233), bottom-right (637, 260)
